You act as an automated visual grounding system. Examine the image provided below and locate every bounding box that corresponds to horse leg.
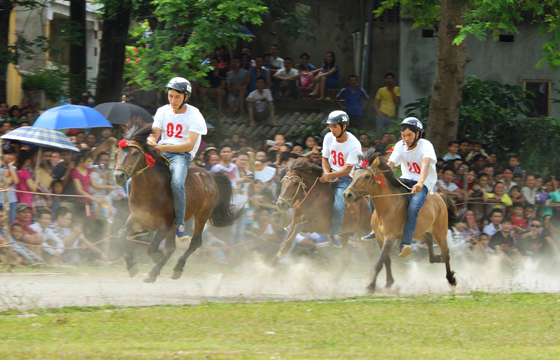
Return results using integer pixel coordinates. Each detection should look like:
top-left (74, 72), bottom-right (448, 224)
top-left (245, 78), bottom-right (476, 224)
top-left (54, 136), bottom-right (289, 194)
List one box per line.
top-left (425, 232), bottom-right (442, 263)
top-left (367, 237), bottom-right (394, 293)
top-left (119, 217), bottom-right (138, 278)
top-left (333, 234), bottom-right (352, 283)
top-left (146, 226), bottom-right (171, 264)
top-left (172, 214), bottom-right (206, 280)
top-left (383, 249), bottom-right (394, 288)
top-left (432, 229), bottom-right (457, 286)
top-left (144, 229), bottom-right (176, 283)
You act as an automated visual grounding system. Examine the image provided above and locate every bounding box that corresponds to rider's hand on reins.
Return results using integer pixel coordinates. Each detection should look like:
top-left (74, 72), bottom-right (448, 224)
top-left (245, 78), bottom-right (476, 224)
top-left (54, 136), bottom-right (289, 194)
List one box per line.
top-left (411, 183), bottom-right (423, 194)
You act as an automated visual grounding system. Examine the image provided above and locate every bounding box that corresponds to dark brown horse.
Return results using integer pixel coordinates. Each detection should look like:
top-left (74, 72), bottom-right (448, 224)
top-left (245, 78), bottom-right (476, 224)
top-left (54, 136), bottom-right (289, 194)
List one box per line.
top-left (343, 150), bottom-right (457, 292)
top-left (276, 158), bottom-right (371, 275)
top-left (114, 120), bottom-right (240, 283)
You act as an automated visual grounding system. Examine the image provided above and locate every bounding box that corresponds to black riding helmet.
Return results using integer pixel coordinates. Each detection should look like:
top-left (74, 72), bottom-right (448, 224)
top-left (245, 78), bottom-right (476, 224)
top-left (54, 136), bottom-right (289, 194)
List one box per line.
top-left (326, 110), bottom-right (350, 139)
top-left (400, 117), bottom-right (424, 148)
top-left (166, 77), bottom-right (192, 109)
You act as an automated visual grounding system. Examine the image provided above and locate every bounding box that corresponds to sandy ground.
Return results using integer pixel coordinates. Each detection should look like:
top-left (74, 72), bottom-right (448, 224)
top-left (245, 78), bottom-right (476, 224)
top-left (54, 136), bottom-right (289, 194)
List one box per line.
top-left (1, 252), bottom-right (559, 310)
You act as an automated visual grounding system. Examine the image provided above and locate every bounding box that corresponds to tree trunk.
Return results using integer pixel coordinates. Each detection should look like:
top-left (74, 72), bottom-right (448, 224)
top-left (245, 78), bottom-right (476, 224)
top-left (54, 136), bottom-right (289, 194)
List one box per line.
top-left (69, 0), bottom-right (87, 103)
top-left (426, 0), bottom-right (467, 155)
top-left (95, 2), bottom-right (131, 104)
top-left (0, 0), bottom-right (13, 102)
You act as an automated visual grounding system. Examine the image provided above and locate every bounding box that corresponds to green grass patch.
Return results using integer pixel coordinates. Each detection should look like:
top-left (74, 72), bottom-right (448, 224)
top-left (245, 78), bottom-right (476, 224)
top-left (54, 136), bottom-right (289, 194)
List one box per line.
top-left (1, 293), bottom-right (559, 359)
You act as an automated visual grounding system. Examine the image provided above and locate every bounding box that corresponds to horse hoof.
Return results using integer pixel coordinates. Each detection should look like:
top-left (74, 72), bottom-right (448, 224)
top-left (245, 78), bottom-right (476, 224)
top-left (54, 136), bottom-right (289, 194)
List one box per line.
top-left (171, 270), bottom-right (183, 280)
top-left (366, 285), bottom-right (376, 294)
top-left (276, 250), bottom-right (288, 260)
top-left (128, 265), bottom-right (139, 278)
top-left (385, 282), bottom-right (394, 289)
top-left (143, 275), bottom-right (157, 283)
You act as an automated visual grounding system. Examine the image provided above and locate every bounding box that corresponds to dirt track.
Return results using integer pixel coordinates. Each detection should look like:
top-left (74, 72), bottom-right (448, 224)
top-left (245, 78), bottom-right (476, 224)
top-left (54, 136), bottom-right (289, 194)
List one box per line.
top-left (1, 256), bottom-right (558, 310)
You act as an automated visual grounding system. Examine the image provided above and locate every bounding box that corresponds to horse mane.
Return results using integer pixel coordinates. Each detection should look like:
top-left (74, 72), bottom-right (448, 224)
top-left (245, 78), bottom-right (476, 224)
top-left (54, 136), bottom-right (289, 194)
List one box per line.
top-left (286, 157), bottom-right (323, 178)
top-left (359, 148), bottom-right (409, 193)
top-left (124, 118), bottom-right (166, 166)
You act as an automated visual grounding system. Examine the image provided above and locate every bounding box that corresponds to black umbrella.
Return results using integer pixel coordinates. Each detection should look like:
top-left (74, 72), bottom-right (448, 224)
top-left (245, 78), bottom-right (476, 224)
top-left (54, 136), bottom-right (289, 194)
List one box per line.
top-left (94, 102), bottom-right (153, 125)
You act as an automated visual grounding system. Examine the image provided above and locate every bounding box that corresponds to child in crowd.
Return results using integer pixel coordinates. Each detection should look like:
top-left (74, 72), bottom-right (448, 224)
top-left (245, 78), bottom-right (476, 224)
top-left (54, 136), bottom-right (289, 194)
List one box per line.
top-left (50, 180), bottom-right (64, 214)
top-left (443, 141), bottom-right (462, 161)
top-left (466, 141), bottom-right (489, 162)
top-left (9, 223), bottom-right (44, 265)
top-left (509, 203), bottom-right (527, 235)
top-left (299, 65), bottom-right (314, 100)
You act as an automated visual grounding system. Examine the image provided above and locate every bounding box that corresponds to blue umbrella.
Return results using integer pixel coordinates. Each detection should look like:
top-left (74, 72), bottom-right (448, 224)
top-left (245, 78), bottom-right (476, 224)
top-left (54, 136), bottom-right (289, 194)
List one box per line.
top-left (33, 105), bottom-right (111, 130)
top-left (1, 126), bottom-right (80, 152)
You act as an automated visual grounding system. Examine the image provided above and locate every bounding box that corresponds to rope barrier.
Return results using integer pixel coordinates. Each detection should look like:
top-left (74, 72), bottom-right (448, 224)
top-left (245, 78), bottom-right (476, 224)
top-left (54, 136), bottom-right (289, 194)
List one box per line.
top-left (0, 188), bottom-right (106, 199)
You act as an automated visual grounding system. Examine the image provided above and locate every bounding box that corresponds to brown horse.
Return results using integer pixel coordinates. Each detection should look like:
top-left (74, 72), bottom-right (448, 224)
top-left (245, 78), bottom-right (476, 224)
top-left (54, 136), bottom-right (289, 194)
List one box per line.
top-left (276, 158), bottom-right (371, 275)
top-left (343, 150), bottom-right (457, 292)
top-left (114, 120), bottom-right (240, 283)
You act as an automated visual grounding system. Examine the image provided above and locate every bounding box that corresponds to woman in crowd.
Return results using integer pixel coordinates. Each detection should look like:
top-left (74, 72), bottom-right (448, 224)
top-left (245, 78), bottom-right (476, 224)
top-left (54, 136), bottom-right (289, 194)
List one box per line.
top-left (485, 181), bottom-right (513, 210)
top-left (309, 51), bottom-right (340, 101)
top-left (71, 151), bottom-right (116, 218)
top-left (15, 149), bottom-right (49, 214)
top-left (0, 144), bottom-right (19, 223)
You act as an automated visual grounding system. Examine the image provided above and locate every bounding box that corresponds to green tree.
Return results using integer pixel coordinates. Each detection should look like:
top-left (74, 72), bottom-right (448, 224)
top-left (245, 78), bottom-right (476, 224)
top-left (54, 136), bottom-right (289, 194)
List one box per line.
top-left (130, 0), bottom-right (268, 92)
top-left (376, 0), bottom-right (560, 154)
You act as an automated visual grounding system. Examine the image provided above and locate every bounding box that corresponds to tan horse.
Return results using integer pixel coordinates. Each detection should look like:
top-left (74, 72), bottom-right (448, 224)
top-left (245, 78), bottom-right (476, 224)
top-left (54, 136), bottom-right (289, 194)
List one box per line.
top-left (343, 150), bottom-right (457, 292)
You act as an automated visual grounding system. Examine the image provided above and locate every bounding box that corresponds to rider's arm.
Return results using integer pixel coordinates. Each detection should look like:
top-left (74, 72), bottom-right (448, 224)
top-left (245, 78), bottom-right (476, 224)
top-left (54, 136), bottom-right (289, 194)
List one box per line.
top-left (157, 131), bottom-right (199, 153)
top-left (415, 157), bottom-right (432, 188)
top-left (147, 127), bottom-right (162, 145)
top-left (329, 164), bottom-right (355, 179)
top-left (322, 157), bottom-right (331, 175)
top-left (388, 161), bottom-right (395, 172)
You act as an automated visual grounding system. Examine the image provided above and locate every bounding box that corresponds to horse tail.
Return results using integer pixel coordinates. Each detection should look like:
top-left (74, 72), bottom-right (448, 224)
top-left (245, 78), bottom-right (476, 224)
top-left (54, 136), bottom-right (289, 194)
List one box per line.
top-left (209, 171), bottom-right (244, 227)
top-left (441, 194), bottom-right (457, 230)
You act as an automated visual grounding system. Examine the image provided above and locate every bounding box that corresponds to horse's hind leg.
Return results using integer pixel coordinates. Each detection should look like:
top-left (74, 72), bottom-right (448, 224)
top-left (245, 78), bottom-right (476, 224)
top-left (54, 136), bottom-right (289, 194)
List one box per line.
top-left (147, 227), bottom-right (171, 265)
top-left (172, 214), bottom-right (207, 280)
top-left (425, 232), bottom-right (442, 263)
top-left (432, 230), bottom-right (457, 286)
top-left (144, 228), bottom-right (175, 283)
top-left (119, 217), bottom-right (138, 277)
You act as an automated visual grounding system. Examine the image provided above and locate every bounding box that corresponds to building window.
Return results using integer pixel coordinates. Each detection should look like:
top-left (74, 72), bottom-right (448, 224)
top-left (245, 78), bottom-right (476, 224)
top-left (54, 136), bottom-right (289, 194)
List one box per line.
top-left (524, 81), bottom-right (550, 117)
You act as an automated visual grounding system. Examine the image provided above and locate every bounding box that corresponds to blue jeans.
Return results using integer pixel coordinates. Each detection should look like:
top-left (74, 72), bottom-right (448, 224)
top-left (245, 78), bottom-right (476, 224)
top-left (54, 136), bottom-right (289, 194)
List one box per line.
top-left (330, 176), bottom-right (353, 236)
top-left (165, 151), bottom-right (192, 228)
top-left (376, 113), bottom-right (393, 130)
top-left (400, 179), bottom-right (428, 245)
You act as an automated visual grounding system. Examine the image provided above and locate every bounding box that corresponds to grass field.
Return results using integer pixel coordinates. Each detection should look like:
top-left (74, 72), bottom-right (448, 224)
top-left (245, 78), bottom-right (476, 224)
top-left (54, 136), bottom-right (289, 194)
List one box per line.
top-left (1, 292), bottom-right (559, 359)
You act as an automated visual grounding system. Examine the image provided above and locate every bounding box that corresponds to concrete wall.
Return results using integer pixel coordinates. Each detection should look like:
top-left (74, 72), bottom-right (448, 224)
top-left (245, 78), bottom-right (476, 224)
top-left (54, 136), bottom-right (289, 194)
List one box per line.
top-left (399, 21), bottom-right (560, 119)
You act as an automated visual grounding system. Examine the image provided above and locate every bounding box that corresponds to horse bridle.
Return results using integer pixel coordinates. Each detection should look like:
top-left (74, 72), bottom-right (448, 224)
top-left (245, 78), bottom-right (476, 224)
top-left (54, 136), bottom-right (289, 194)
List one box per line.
top-left (278, 173), bottom-right (308, 208)
top-left (115, 141), bottom-right (154, 179)
top-left (352, 166), bottom-right (412, 199)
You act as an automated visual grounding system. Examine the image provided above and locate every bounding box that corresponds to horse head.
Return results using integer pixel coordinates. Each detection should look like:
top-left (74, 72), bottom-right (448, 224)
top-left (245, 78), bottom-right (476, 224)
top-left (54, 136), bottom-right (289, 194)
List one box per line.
top-left (344, 150), bottom-right (385, 205)
top-left (276, 157), bottom-right (322, 212)
top-left (114, 119), bottom-right (159, 186)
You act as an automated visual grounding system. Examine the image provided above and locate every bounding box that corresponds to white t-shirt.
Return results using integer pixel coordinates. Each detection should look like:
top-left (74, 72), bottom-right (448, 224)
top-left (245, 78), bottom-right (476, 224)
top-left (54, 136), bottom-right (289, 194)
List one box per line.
top-left (276, 68), bottom-right (298, 78)
top-left (388, 139), bottom-right (438, 194)
top-left (437, 179), bottom-right (459, 192)
top-left (247, 89), bottom-right (273, 113)
top-left (483, 223), bottom-right (502, 236)
top-left (321, 132), bottom-right (362, 177)
top-left (232, 169), bottom-right (252, 208)
top-left (271, 56), bottom-right (284, 69)
top-left (210, 163), bottom-right (239, 184)
top-left (153, 104), bottom-right (208, 158)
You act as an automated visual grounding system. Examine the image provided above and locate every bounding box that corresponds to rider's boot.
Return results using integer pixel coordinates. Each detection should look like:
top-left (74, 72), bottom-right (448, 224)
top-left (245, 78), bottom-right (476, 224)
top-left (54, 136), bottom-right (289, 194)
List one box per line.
top-left (176, 225), bottom-right (189, 241)
top-left (399, 241), bottom-right (412, 258)
top-left (329, 234), bottom-right (343, 248)
top-left (361, 231), bottom-right (376, 241)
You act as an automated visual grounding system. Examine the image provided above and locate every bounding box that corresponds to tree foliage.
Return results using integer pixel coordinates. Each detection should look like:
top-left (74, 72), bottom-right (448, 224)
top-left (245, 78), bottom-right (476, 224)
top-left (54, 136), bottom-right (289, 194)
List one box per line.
top-left (455, 0), bottom-right (560, 69)
top-left (130, 0), bottom-right (268, 91)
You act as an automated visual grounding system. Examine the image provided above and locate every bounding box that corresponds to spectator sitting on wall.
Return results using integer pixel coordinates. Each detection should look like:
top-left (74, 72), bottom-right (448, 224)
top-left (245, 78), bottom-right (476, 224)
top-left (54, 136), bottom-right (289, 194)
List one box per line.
top-left (247, 55), bottom-right (270, 92)
top-left (226, 56), bottom-right (249, 116)
top-left (298, 65), bottom-right (315, 100)
top-left (299, 52), bottom-right (316, 71)
top-left (373, 72), bottom-right (400, 130)
top-left (199, 57), bottom-right (227, 116)
top-left (443, 141), bottom-right (462, 161)
top-left (335, 74), bottom-right (370, 130)
top-left (246, 77), bottom-right (276, 128)
top-left (273, 57), bottom-right (299, 100)
top-left (310, 51), bottom-right (340, 101)
top-left (269, 44), bottom-right (284, 72)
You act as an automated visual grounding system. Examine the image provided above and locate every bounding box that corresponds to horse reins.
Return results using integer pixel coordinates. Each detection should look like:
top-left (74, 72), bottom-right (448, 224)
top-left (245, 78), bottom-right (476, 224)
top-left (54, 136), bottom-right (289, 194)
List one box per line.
top-left (356, 167), bottom-right (413, 199)
top-left (116, 140), bottom-right (170, 179)
top-left (278, 174), bottom-right (309, 208)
